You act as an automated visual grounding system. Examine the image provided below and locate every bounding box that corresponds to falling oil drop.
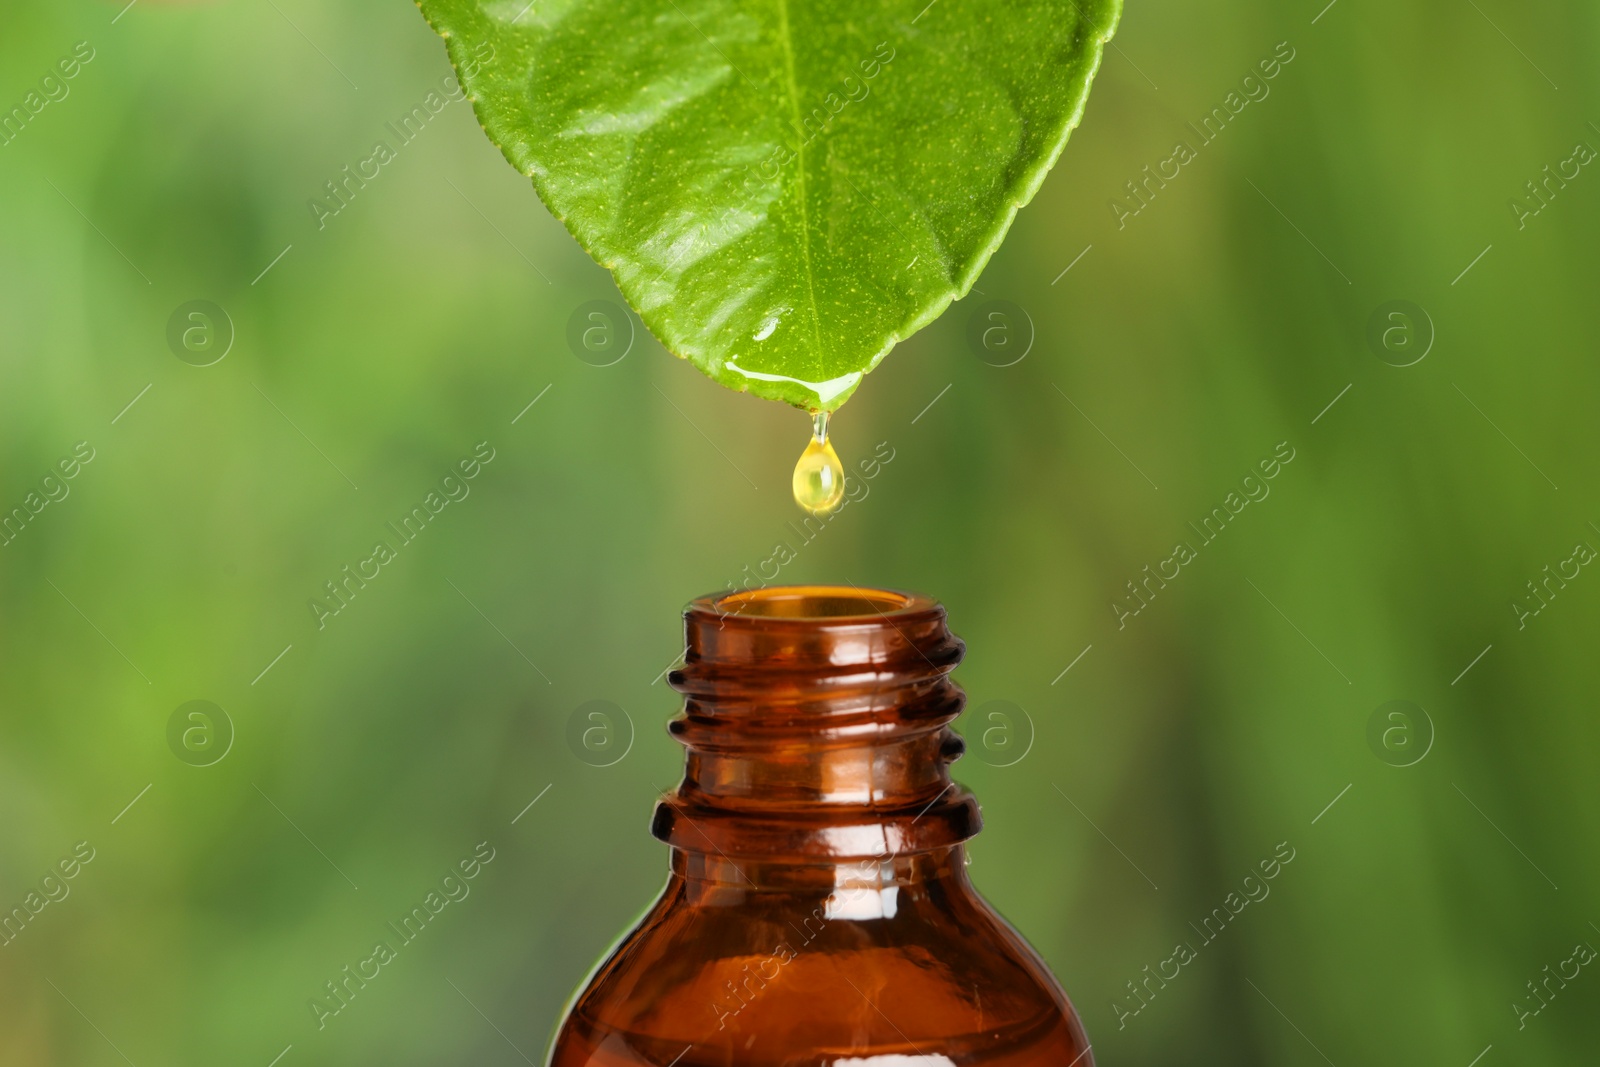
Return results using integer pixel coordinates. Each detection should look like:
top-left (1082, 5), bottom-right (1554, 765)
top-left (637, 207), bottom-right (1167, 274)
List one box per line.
top-left (792, 411), bottom-right (845, 516)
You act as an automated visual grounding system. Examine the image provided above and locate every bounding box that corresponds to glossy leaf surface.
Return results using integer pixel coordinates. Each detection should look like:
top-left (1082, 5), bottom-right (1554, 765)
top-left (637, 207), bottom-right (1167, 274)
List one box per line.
top-left (418, 0), bottom-right (1121, 409)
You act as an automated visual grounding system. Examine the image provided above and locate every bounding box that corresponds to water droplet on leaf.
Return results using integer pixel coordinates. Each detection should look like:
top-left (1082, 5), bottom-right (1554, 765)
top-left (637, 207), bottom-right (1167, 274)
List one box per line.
top-left (792, 412), bottom-right (844, 516)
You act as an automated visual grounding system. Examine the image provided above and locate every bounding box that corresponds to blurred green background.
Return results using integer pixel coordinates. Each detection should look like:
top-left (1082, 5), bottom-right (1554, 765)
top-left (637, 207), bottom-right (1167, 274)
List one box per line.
top-left (3, 0), bottom-right (1598, 1064)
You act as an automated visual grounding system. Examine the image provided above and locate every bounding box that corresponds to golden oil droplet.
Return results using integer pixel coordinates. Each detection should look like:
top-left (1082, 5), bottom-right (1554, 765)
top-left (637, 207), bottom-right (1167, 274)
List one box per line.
top-left (792, 411), bottom-right (845, 516)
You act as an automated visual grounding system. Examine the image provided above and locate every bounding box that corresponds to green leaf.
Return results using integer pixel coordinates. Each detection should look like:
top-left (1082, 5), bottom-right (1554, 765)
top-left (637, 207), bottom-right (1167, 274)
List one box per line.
top-left (417, 0), bottom-right (1121, 410)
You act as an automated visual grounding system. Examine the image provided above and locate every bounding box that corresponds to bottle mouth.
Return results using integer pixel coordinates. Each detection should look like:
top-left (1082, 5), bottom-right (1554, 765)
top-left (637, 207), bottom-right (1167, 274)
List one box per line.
top-left (707, 584), bottom-right (926, 620)
top-left (680, 585), bottom-right (956, 677)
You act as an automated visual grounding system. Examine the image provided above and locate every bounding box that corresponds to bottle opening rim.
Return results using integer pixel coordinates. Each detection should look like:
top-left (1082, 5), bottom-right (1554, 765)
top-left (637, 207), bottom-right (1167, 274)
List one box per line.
top-left (707, 585), bottom-right (927, 620)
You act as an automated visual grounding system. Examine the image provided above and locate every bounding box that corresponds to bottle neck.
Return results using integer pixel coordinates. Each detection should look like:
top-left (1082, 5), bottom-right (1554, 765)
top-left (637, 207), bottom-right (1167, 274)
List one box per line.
top-left (654, 586), bottom-right (981, 869)
top-left (670, 848), bottom-right (972, 906)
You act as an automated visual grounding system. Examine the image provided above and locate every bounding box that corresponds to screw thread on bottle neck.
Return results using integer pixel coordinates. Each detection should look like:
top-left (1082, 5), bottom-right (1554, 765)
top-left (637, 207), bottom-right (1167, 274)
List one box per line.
top-left (654, 586), bottom-right (981, 865)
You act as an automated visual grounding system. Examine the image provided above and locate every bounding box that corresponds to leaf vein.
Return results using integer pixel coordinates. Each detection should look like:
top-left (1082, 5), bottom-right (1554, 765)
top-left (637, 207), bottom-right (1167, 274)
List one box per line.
top-left (773, 0), bottom-right (827, 388)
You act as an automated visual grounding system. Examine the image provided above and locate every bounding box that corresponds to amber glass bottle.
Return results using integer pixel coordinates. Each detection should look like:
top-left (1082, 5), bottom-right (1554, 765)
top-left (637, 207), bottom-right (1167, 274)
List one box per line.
top-left (550, 586), bottom-right (1092, 1066)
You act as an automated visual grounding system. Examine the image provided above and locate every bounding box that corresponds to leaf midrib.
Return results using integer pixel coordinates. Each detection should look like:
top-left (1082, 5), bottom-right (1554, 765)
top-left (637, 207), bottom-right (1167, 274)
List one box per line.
top-left (773, 0), bottom-right (826, 385)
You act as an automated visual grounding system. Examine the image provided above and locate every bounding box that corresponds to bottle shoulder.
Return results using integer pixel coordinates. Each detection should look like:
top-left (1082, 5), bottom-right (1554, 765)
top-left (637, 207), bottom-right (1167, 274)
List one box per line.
top-left (551, 874), bottom-right (1090, 1066)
